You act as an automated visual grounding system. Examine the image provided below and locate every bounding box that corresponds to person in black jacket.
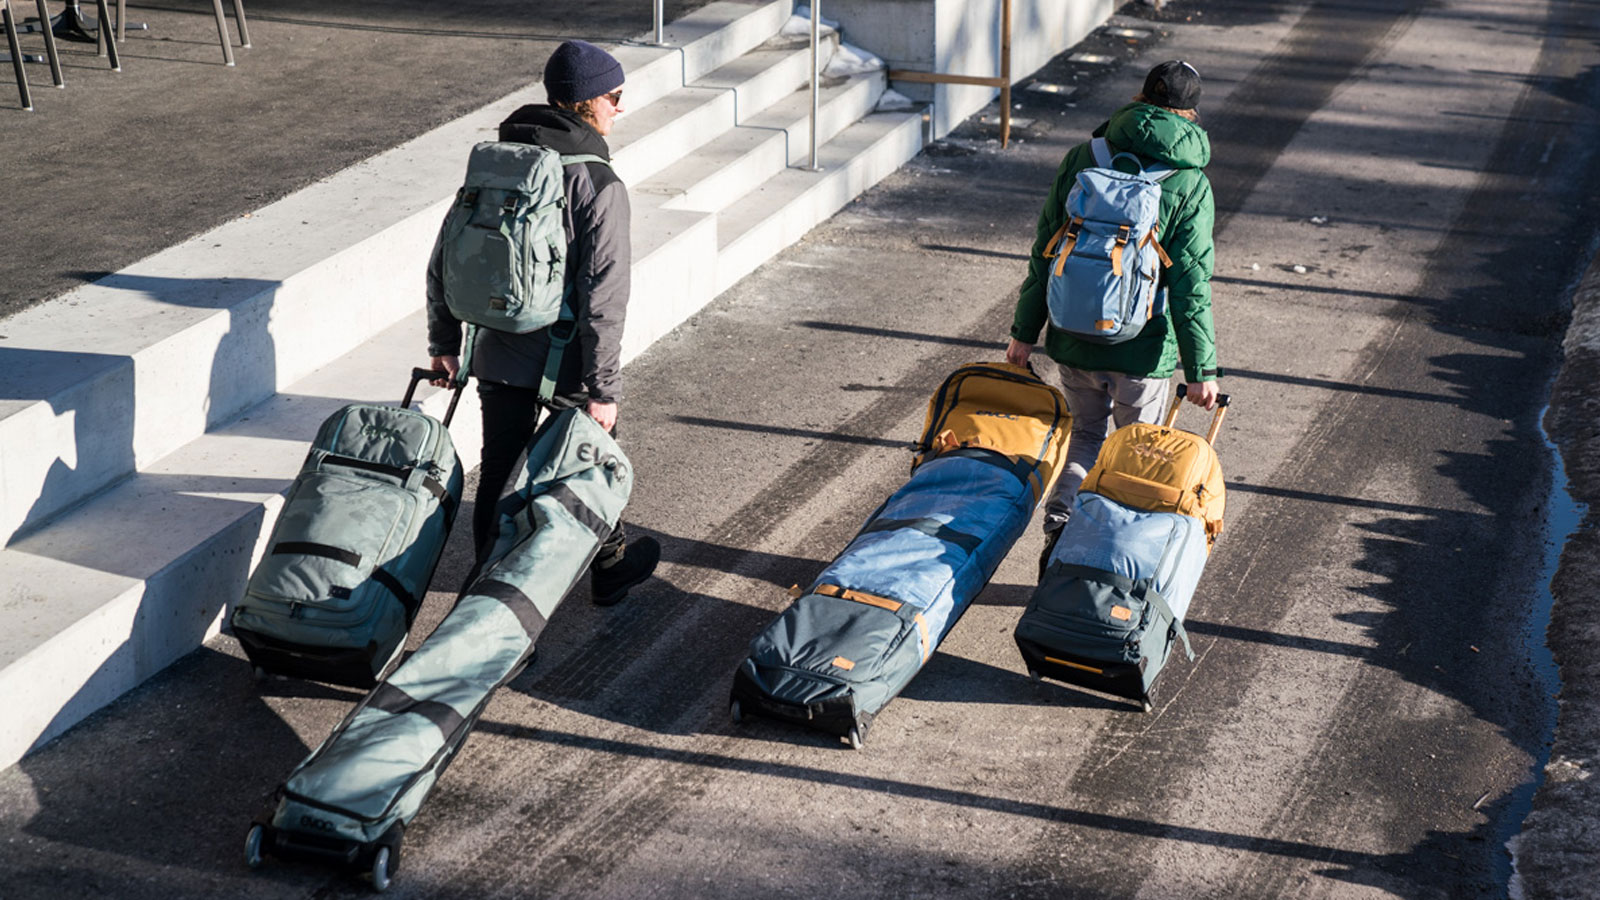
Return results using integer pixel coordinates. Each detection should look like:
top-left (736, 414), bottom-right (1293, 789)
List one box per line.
top-left (426, 40), bottom-right (659, 605)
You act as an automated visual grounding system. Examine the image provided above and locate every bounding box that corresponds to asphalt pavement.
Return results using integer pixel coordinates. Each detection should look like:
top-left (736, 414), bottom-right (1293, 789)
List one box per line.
top-left (2, 0), bottom-right (1598, 898)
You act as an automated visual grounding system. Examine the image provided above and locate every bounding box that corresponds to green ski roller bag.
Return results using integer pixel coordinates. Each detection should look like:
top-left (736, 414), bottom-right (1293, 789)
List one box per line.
top-left (244, 409), bottom-right (632, 888)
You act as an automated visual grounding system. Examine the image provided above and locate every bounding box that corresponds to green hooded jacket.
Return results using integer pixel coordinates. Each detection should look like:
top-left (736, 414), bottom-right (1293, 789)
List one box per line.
top-left (1012, 103), bottom-right (1219, 383)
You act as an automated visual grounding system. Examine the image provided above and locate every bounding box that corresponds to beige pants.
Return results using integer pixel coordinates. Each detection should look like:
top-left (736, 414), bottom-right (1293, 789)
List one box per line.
top-left (1042, 365), bottom-right (1170, 531)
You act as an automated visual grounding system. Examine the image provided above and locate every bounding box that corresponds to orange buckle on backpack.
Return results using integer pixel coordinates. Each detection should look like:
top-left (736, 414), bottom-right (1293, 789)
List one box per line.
top-left (1110, 224), bottom-right (1131, 277)
top-left (1047, 218), bottom-right (1084, 277)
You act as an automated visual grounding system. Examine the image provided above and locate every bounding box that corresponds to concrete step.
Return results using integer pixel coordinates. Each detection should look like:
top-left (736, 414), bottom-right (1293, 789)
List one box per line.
top-left (0, 310), bottom-right (477, 770)
top-left (635, 67), bottom-right (881, 214)
top-left (0, 0), bottom-right (793, 551)
top-left (714, 111), bottom-right (925, 294)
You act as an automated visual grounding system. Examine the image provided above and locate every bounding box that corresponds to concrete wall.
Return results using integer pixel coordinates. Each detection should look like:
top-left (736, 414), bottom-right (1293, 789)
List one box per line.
top-left (827, 0), bottom-right (1117, 138)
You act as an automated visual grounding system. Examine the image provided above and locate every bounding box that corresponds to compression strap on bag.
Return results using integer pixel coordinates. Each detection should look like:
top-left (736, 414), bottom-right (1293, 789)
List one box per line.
top-left (321, 453), bottom-right (456, 526)
top-left (859, 516), bottom-right (985, 554)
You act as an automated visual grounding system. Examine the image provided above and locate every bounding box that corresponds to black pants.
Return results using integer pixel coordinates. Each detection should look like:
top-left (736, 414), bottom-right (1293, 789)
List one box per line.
top-left (473, 382), bottom-right (627, 573)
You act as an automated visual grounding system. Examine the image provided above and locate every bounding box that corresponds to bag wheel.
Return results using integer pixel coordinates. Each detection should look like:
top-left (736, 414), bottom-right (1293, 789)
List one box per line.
top-left (1140, 696), bottom-right (1153, 714)
top-left (1027, 668), bottom-right (1041, 684)
top-left (243, 824), bottom-right (265, 869)
top-left (846, 725), bottom-right (864, 751)
top-left (729, 699), bottom-right (743, 725)
top-left (369, 845), bottom-right (393, 892)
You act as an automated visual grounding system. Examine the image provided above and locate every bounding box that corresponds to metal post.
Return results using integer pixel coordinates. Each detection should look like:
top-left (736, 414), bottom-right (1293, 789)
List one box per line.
top-left (93, 0), bottom-right (117, 69)
top-left (34, 0), bottom-right (63, 86)
top-left (232, 0), bottom-right (251, 49)
top-left (210, 0), bottom-right (233, 66)
top-left (4, 1), bottom-right (36, 111)
top-left (806, 1), bottom-right (821, 170)
top-left (999, 0), bottom-right (1012, 148)
top-left (653, 0), bottom-right (664, 46)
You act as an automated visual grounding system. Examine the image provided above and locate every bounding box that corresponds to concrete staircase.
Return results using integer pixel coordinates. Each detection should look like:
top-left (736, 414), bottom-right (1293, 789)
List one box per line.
top-left (0, 0), bottom-right (924, 770)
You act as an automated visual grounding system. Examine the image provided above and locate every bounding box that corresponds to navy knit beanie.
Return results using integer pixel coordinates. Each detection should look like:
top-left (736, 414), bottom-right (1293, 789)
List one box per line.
top-left (543, 40), bottom-right (625, 105)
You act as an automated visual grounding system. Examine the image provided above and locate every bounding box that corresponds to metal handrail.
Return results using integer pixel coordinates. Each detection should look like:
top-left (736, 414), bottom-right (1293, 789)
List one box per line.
top-left (652, 1), bottom-right (822, 167)
top-left (807, 1), bottom-right (820, 170)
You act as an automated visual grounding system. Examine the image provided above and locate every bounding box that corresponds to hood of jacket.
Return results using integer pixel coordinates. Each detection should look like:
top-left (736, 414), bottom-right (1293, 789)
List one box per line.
top-left (497, 104), bottom-right (612, 159)
top-left (1097, 102), bottom-right (1210, 170)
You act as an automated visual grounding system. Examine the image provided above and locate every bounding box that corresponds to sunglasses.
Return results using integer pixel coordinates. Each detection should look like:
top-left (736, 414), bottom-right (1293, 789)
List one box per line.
top-left (602, 89), bottom-right (623, 106)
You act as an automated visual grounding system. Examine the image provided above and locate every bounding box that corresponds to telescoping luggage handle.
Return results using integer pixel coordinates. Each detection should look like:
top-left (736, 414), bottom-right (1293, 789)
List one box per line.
top-left (1163, 384), bottom-right (1232, 446)
top-left (403, 367), bottom-right (466, 428)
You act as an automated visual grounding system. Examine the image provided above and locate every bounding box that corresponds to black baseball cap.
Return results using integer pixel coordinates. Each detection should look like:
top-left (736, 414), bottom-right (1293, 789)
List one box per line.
top-left (1142, 60), bottom-right (1202, 110)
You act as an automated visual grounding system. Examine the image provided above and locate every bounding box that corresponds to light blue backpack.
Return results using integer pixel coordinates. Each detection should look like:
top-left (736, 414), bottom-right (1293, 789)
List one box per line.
top-left (1043, 137), bottom-right (1175, 344)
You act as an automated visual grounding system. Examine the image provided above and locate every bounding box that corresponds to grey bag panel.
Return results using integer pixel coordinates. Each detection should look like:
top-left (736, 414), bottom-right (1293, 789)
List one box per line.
top-left (1017, 492), bottom-right (1206, 683)
top-left (481, 410), bottom-right (633, 618)
top-left (272, 409), bottom-right (631, 844)
top-left (247, 473), bottom-right (412, 605)
top-left (1017, 568), bottom-right (1159, 666)
top-left (743, 592), bottom-right (924, 717)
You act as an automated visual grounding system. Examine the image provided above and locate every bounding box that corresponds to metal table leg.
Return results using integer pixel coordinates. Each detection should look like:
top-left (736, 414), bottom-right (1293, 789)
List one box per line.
top-left (230, 0), bottom-right (248, 48)
top-left (33, 0), bottom-right (62, 85)
top-left (91, 0), bottom-right (115, 67)
top-left (3, 1), bottom-right (34, 110)
top-left (209, 0), bottom-right (232, 65)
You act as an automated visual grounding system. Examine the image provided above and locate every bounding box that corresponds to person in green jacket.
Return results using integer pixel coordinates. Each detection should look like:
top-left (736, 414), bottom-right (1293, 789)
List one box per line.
top-left (1006, 60), bottom-right (1221, 537)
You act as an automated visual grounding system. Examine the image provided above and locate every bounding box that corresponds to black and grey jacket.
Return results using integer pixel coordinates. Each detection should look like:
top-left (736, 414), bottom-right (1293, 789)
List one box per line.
top-left (426, 105), bottom-right (632, 404)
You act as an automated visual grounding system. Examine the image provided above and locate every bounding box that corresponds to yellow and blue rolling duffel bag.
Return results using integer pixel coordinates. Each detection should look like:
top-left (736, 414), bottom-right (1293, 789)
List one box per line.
top-left (732, 362), bottom-right (1069, 748)
top-left (1015, 385), bottom-right (1230, 711)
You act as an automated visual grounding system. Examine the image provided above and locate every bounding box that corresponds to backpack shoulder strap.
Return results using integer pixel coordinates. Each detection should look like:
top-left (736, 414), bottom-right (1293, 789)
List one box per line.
top-left (1089, 137), bottom-right (1114, 168)
top-left (559, 153), bottom-right (611, 168)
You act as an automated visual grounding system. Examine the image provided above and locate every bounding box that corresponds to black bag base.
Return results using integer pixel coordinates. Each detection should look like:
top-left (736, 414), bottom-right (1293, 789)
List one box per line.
top-left (729, 670), bottom-right (875, 750)
top-left (235, 626), bottom-right (393, 690)
top-left (1015, 637), bottom-right (1157, 713)
top-left (245, 811), bottom-right (404, 890)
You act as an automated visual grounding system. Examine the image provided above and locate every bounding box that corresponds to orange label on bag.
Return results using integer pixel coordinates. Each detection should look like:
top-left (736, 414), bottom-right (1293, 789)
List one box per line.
top-left (1110, 606), bottom-right (1132, 621)
top-left (832, 656), bottom-right (856, 671)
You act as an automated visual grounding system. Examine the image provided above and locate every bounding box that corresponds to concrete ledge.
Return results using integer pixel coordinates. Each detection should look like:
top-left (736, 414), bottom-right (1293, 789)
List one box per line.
top-left (0, 310), bottom-right (478, 769)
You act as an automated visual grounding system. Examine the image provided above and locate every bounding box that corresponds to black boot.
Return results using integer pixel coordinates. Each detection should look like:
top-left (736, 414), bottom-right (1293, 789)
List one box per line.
top-left (1037, 526), bottom-right (1063, 583)
top-left (591, 536), bottom-right (660, 606)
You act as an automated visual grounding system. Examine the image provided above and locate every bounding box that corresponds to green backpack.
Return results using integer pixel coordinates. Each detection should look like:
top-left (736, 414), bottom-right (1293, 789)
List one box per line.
top-left (435, 141), bottom-right (607, 334)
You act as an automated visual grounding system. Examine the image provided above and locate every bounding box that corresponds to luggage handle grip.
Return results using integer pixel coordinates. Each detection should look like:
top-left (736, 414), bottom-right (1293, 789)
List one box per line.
top-left (1165, 384), bottom-right (1231, 446)
top-left (404, 367), bottom-right (467, 428)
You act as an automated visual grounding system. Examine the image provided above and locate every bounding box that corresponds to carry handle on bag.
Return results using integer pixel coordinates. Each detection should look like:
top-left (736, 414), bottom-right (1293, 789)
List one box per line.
top-left (403, 367), bottom-right (467, 428)
top-left (1163, 384), bottom-right (1232, 446)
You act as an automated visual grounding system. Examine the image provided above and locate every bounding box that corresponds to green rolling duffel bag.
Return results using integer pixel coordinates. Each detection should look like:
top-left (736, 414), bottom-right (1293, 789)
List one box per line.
top-left (231, 369), bottom-right (466, 688)
top-left (244, 408), bottom-right (632, 891)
